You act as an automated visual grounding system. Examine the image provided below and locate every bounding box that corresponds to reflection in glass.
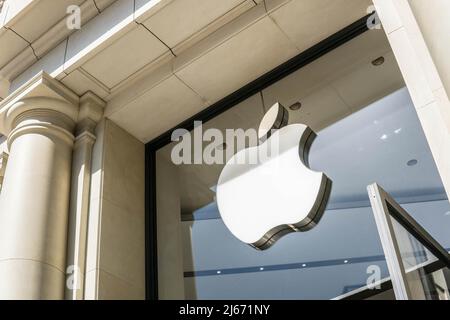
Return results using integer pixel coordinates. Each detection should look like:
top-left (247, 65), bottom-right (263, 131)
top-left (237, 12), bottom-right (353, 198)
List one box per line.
top-left (155, 29), bottom-right (450, 299)
top-left (389, 213), bottom-right (450, 300)
top-left (155, 87), bottom-right (450, 299)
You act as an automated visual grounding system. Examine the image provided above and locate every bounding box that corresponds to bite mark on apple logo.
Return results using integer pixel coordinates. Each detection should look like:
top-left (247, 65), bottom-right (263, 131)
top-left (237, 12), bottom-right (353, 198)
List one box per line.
top-left (216, 102), bottom-right (332, 250)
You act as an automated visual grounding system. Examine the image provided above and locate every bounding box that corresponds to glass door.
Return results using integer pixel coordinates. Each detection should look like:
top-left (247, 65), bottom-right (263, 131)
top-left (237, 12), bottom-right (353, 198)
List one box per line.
top-left (368, 183), bottom-right (450, 300)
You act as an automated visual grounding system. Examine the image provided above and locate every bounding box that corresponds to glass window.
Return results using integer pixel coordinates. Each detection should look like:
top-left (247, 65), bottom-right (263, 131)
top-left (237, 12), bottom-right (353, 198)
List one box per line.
top-left (155, 30), bottom-right (450, 299)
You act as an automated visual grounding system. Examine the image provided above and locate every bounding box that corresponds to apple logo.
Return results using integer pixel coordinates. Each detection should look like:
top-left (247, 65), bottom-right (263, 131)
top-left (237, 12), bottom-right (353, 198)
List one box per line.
top-left (216, 102), bottom-right (332, 250)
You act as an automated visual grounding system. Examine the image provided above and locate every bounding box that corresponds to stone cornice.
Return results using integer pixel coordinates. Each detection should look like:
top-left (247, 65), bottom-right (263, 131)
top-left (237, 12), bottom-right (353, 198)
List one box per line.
top-left (32, 1), bottom-right (100, 59)
top-left (0, 0), bottom-right (105, 81)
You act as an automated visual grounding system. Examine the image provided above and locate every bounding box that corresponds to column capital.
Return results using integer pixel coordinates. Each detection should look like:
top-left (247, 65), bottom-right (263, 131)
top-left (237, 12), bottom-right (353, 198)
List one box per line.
top-left (0, 72), bottom-right (79, 136)
top-left (76, 91), bottom-right (106, 137)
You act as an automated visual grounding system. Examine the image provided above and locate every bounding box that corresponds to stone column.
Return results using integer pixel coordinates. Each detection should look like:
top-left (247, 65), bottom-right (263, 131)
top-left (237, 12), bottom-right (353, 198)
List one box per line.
top-left (0, 73), bottom-right (79, 299)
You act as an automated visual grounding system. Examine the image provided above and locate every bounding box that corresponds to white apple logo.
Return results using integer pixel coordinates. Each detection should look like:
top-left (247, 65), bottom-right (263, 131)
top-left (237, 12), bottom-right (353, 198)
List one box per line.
top-left (216, 102), bottom-right (332, 250)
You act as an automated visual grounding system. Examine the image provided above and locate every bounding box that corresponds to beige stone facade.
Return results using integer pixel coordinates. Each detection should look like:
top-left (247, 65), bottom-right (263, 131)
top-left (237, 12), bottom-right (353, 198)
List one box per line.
top-left (0, 0), bottom-right (448, 299)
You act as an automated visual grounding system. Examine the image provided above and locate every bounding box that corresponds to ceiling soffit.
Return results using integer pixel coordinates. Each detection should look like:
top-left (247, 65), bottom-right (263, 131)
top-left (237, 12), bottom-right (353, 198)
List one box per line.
top-left (105, 0), bottom-right (375, 142)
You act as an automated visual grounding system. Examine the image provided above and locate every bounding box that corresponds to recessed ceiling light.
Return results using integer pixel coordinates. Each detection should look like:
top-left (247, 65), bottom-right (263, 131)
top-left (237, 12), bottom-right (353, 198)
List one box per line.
top-left (217, 270), bottom-right (222, 274)
top-left (407, 159), bottom-right (418, 166)
top-left (289, 102), bottom-right (302, 111)
top-left (344, 260), bottom-right (349, 264)
top-left (380, 134), bottom-right (388, 140)
top-left (302, 264), bottom-right (307, 267)
top-left (259, 267), bottom-right (264, 271)
top-left (372, 56), bottom-right (385, 66)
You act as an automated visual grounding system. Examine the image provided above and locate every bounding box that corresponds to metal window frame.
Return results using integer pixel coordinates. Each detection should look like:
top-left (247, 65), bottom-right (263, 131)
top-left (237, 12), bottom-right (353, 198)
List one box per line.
top-left (367, 183), bottom-right (450, 300)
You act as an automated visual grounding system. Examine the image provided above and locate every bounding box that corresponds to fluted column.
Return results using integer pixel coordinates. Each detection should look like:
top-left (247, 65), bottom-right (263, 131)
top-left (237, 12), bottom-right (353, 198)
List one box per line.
top-left (0, 73), bottom-right (79, 299)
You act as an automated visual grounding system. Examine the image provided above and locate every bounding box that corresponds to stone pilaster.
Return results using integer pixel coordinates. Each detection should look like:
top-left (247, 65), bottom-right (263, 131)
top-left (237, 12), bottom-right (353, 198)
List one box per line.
top-left (65, 91), bottom-right (105, 300)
